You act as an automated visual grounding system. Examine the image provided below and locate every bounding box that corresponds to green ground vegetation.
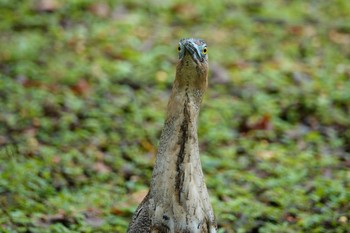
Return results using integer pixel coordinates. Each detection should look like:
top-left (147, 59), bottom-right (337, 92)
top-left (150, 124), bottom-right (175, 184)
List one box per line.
top-left (0, 0), bottom-right (350, 232)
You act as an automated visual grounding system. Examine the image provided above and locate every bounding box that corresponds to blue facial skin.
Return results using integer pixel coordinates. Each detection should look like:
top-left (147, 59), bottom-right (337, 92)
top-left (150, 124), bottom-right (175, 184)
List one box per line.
top-left (178, 38), bottom-right (207, 63)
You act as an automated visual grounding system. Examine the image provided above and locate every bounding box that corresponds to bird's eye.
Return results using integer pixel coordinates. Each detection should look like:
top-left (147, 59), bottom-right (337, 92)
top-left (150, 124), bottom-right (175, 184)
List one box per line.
top-left (177, 46), bottom-right (181, 52)
top-left (202, 47), bottom-right (208, 54)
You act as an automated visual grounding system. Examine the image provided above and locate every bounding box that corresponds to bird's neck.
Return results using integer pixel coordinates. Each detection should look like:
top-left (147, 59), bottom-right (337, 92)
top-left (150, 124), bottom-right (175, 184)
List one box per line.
top-left (145, 68), bottom-right (215, 232)
top-left (150, 78), bottom-right (206, 202)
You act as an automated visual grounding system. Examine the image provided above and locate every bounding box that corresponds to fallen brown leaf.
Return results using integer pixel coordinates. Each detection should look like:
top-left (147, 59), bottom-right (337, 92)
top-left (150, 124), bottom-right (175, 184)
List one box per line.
top-left (89, 2), bottom-right (110, 18)
top-left (71, 79), bottom-right (91, 96)
top-left (93, 162), bottom-right (111, 174)
top-left (35, 0), bottom-right (61, 12)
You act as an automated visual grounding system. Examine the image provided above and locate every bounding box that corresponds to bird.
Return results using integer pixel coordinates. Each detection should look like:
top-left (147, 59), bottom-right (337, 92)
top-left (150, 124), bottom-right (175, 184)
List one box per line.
top-left (127, 38), bottom-right (217, 233)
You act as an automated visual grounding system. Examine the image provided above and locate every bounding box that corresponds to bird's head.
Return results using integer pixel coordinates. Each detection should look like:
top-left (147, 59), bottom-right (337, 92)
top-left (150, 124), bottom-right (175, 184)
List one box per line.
top-left (178, 38), bottom-right (208, 64)
top-left (175, 38), bottom-right (208, 91)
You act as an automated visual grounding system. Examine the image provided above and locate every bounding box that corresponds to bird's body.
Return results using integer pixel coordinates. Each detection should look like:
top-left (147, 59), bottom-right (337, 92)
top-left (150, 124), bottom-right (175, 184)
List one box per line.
top-left (127, 38), bottom-right (216, 233)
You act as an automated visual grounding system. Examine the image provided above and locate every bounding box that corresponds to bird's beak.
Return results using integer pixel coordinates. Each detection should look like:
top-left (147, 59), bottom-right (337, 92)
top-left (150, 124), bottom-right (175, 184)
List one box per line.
top-left (184, 41), bottom-right (202, 63)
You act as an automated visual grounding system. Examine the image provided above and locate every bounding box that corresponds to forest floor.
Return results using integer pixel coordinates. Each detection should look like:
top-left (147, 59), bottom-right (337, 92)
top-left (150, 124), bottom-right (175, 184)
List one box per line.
top-left (0, 0), bottom-right (349, 232)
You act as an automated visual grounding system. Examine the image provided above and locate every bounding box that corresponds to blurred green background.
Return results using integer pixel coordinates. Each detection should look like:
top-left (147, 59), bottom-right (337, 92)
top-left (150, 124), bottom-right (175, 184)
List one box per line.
top-left (0, 0), bottom-right (350, 232)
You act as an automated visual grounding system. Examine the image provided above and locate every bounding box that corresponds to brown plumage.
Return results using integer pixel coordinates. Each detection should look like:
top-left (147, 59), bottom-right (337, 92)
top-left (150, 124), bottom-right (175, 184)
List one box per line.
top-left (127, 38), bottom-right (216, 233)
